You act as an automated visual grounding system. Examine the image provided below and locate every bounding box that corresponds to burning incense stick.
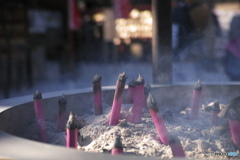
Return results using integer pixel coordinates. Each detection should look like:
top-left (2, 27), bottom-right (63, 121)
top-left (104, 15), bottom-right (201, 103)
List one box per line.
top-left (111, 134), bottom-right (123, 155)
top-left (127, 78), bottom-right (135, 104)
top-left (92, 74), bottom-right (103, 115)
top-left (66, 112), bottom-right (78, 148)
top-left (218, 96), bottom-right (240, 147)
top-left (109, 72), bottom-right (127, 125)
top-left (144, 82), bottom-right (151, 108)
top-left (131, 74), bottom-right (144, 124)
top-left (190, 80), bottom-right (202, 120)
top-left (169, 136), bottom-right (185, 158)
top-left (57, 94), bottom-right (67, 132)
top-left (147, 93), bottom-right (170, 145)
top-left (33, 90), bottom-right (47, 142)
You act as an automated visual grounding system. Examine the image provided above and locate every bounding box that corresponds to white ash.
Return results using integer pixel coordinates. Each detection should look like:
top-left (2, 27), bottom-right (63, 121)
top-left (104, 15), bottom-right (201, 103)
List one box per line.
top-left (18, 102), bottom-right (239, 159)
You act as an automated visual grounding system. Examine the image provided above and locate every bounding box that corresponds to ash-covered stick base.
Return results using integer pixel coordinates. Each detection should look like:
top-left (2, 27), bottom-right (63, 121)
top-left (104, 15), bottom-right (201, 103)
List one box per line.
top-left (228, 120), bottom-right (240, 146)
top-left (109, 72), bottom-right (127, 126)
top-left (33, 90), bottom-right (47, 142)
top-left (190, 80), bottom-right (202, 120)
top-left (93, 74), bottom-right (103, 115)
top-left (147, 93), bottom-right (170, 145)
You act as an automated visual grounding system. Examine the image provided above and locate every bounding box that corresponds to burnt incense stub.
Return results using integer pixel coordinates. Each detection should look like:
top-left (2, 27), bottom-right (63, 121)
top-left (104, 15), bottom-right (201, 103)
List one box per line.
top-left (66, 112), bottom-right (78, 130)
top-left (113, 135), bottom-right (123, 149)
top-left (128, 78), bottom-right (136, 88)
top-left (194, 80), bottom-right (202, 90)
top-left (33, 90), bottom-right (42, 100)
top-left (144, 82), bottom-right (151, 95)
top-left (135, 74), bottom-right (144, 85)
top-left (118, 72), bottom-right (128, 82)
top-left (92, 74), bottom-right (102, 83)
top-left (147, 93), bottom-right (159, 112)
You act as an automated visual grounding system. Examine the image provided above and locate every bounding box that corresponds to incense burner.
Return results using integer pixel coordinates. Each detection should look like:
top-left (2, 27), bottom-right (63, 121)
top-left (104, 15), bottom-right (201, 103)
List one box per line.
top-left (0, 83), bottom-right (240, 159)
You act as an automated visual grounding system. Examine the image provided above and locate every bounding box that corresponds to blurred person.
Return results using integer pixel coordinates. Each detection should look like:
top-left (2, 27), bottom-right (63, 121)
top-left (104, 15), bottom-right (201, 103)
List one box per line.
top-left (172, 0), bottom-right (194, 59)
top-left (183, 0), bottom-right (216, 69)
top-left (224, 5), bottom-right (240, 81)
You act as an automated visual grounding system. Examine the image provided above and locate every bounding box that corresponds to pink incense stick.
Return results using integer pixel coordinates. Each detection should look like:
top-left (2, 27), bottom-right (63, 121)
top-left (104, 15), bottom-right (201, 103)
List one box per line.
top-left (66, 112), bottom-right (78, 148)
top-left (109, 72), bottom-right (127, 125)
top-left (57, 94), bottom-right (67, 132)
top-left (111, 135), bottom-right (123, 155)
top-left (169, 136), bottom-right (185, 158)
top-left (218, 96), bottom-right (240, 146)
top-left (92, 74), bottom-right (103, 115)
top-left (190, 80), bottom-right (202, 120)
top-left (33, 90), bottom-right (47, 142)
top-left (228, 119), bottom-right (240, 146)
top-left (144, 82), bottom-right (151, 108)
top-left (127, 78), bottom-right (135, 104)
top-left (147, 93), bottom-right (170, 145)
top-left (131, 74), bottom-right (144, 124)
top-left (210, 101), bottom-right (220, 126)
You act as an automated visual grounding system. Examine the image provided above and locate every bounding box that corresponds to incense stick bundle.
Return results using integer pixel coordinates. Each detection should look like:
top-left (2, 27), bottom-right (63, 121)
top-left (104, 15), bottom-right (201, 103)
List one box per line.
top-left (33, 90), bottom-right (47, 142)
top-left (92, 74), bottom-right (103, 115)
top-left (190, 80), bottom-right (202, 120)
top-left (131, 74), bottom-right (144, 124)
top-left (147, 93), bottom-right (170, 145)
top-left (66, 112), bottom-right (78, 148)
top-left (109, 72), bottom-right (127, 125)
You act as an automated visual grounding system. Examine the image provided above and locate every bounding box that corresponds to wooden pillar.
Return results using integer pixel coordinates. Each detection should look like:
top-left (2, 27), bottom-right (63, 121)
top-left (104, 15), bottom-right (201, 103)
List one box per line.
top-left (152, 0), bottom-right (172, 84)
